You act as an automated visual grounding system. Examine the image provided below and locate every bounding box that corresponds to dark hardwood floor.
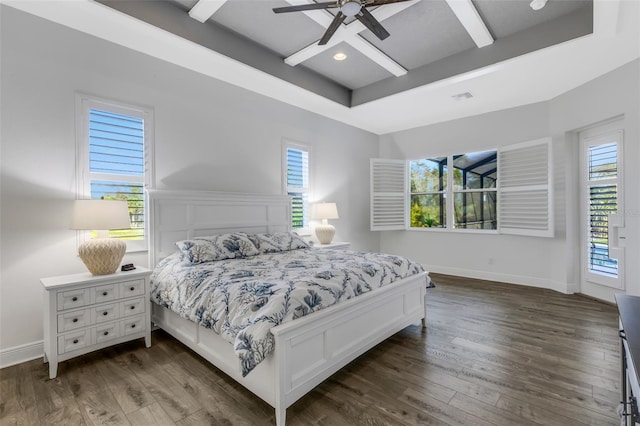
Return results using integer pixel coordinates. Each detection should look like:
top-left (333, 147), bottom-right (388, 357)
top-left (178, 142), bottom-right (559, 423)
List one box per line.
top-left (0, 274), bottom-right (621, 425)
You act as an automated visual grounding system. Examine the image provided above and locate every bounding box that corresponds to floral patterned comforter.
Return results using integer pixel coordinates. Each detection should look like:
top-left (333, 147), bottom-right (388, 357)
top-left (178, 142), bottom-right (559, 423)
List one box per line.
top-left (150, 248), bottom-right (428, 376)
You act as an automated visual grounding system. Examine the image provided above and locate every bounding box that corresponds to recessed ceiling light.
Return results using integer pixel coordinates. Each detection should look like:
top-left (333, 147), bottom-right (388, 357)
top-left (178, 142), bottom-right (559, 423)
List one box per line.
top-left (333, 52), bottom-right (347, 61)
top-left (530, 0), bottom-right (548, 11)
top-left (452, 92), bottom-right (473, 101)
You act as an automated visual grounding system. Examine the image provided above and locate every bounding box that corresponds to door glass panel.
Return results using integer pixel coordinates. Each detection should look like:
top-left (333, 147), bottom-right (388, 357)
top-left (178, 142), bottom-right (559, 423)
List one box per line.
top-left (586, 140), bottom-right (619, 279)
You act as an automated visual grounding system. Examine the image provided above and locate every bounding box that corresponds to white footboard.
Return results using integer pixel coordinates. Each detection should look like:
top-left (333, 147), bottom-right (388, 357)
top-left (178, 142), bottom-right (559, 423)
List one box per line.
top-left (152, 271), bottom-right (427, 425)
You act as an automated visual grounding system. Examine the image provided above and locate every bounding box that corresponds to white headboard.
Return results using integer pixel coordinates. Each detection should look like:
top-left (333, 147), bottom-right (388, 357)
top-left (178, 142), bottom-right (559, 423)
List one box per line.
top-left (147, 190), bottom-right (292, 267)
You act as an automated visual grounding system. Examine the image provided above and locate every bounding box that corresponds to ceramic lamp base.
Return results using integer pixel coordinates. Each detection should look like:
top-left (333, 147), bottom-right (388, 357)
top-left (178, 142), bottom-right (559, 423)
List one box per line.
top-left (78, 238), bottom-right (126, 275)
top-left (315, 224), bottom-right (336, 245)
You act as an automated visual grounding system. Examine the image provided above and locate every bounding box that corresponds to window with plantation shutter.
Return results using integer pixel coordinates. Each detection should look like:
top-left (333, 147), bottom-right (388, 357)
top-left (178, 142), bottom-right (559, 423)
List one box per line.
top-left (283, 142), bottom-right (310, 233)
top-left (371, 139), bottom-right (552, 235)
top-left (77, 95), bottom-right (153, 252)
top-left (498, 138), bottom-right (553, 237)
top-left (580, 124), bottom-right (624, 290)
top-left (370, 159), bottom-right (406, 230)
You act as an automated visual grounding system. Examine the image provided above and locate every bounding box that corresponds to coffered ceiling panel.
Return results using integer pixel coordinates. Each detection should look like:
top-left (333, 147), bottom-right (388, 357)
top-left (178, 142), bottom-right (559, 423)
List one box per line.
top-left (301, 41), bottom-right (394, 89)
top-left (211, 1), bottom-right (326, 57)
top-left (359, 0), bottom-right (476, 70)
top-left (473, 0), bottom-right (591, 38)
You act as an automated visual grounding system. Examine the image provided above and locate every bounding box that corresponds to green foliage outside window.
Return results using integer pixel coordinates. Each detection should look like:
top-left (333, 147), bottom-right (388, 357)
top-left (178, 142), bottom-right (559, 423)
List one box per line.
top-left (99, 185), bottom-right (144, 240)
top-left (410, 158), bottom-right (446, 228)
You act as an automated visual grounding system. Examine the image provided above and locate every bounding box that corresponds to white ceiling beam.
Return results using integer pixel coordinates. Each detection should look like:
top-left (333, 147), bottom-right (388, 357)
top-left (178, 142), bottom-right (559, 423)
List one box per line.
top-left (188, 0), bottom-right (228, 23)
top-left (445, 0), bottom-right (493, 48)
top-left (284, 0), bottom-right (418, 76)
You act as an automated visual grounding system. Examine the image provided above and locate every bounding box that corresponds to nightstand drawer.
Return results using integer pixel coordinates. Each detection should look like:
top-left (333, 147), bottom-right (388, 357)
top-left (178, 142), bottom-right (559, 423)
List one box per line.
top-left (58, 329), bottom-right (91, 354)
top-left (57, 309), bottom-right (90, 332)
top-left (123, 315), bottom-right (145, 336)
top-left (93, 284), bottom-right (118, 304)
top-left (119, 279), bottom-right (145, 298)
top-left (95, 322), bottom-right (120, 345)
top-left (120, 298), bottom-right (145, 317)
top-left (91, 303), bottom-right (119, 324)
top-left (57, 289), bottom-right (91, 311)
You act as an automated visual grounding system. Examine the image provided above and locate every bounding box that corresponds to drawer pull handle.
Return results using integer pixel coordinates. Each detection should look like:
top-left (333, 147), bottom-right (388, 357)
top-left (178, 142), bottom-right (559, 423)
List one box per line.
top-left (102, 291), bottom-right (108, 296)
top-left (72, 297), bottom-right (78, 302)
top-left (73, 339), bottom-right (79, 344)
top-left (130, 286), bottom-right (135, 291)
top-left (103, 331), bottom-right (109, 336)
top-left (131, 324), bottom-right (136, 329)
top-left (72, 318), bottom-right (78, 323)
top-left (103, 311), bottom-right (108, 316)
top-left (130, 306), bottom-right (135, 310)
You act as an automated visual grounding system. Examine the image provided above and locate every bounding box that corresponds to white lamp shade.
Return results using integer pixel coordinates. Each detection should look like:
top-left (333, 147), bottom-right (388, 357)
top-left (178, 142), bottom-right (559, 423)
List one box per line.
top-left (71, 200), bottom-right (131, 230)
top-left (312, 202), bottom-right (339, 220)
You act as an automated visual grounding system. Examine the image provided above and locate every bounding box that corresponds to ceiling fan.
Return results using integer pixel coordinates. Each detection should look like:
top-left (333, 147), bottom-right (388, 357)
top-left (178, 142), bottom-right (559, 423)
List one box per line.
top-left (273, 0), bottom-right (412, 45)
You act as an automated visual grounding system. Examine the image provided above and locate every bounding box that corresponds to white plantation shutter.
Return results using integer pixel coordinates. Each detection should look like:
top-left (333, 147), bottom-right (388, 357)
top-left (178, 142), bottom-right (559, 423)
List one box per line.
top-left (286, 147), bottom-right (309, 230)
top-left (371, 159), bottom-right (406, 230)
top-left (77, 94), bottom-right (153, 251)
top-left (498, 138), bottom-right (553, 237)
top-left (89, 109), bottom-right (145, 239)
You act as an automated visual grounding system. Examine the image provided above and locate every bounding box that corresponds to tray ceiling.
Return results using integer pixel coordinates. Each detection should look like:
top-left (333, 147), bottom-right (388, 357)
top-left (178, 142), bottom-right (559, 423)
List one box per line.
top-left (100, 0), bottom-right (593, 105)
top-left (6, 0), bottom-right (639, 134)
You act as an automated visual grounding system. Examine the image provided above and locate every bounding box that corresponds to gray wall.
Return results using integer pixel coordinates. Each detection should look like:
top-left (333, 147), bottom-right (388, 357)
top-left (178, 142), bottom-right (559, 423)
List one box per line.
top-left (379, 59), bottom-right (640, 301)
top-left (0, 7), bottom-right (379, 362)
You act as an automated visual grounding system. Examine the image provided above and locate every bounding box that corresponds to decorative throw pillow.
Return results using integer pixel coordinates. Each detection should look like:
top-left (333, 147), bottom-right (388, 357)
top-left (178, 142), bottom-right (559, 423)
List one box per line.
top-left (176, 232), bottom-right (259, 264)
top-left (246, 232), bottom-right (310, 254)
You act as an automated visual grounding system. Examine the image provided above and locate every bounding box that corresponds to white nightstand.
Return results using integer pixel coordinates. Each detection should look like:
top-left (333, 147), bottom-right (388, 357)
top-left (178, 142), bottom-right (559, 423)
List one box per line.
top-left (41, 267), bottom-right (152, 379)
top-left (313, 241), bottom-right (351, 250)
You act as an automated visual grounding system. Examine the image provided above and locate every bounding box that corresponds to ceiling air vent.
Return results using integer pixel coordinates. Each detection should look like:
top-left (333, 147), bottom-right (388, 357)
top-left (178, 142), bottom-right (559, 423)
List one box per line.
top-left (452, 92), bottom-right (473, 101)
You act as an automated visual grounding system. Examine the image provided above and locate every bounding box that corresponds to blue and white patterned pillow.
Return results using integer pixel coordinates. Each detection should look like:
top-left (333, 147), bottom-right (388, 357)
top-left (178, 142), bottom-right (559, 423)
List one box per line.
top-left (176, 233), bottom-right (259, 264)
top-left (245, 232), bottom-right (310, 255)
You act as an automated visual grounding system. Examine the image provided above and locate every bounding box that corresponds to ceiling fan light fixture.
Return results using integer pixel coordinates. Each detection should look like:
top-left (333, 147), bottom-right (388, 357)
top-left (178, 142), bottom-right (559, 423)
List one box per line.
top-left (341, 0), bottom-right (362, 17)
top-left (529, 0), bottom-right (548, 11)
top-left (333, 52), bottom-right (347, 61)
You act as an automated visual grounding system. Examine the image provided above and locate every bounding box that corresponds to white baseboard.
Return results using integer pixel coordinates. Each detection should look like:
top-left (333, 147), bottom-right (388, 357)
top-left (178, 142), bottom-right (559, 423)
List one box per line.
top-left (425, 265), bottom-right (574, 294)
top-left (0, 340), bottom-right (43, 369)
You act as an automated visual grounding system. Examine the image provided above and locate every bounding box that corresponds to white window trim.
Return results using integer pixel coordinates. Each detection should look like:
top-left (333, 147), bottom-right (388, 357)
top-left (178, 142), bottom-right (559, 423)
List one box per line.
top-left (76, 93), bottom-right (154, 252)
top-left (282, 139), bottom-right (312, 236)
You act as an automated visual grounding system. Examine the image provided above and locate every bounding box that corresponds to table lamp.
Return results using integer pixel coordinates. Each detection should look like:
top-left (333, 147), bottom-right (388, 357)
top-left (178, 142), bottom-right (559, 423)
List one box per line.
top-left (313, 202), bottom-right (339, 244)
top-left (71, 199), bottom-right (131, 275)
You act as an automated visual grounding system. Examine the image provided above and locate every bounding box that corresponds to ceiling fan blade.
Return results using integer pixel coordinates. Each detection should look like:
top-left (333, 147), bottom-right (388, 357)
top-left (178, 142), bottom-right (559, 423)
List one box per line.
top-left (273, 2), bottom-right (337, 13)
top-left (319, 11), bottom-right (346, 45)
top-left (356, 7), bottom-right (390, 41)
top-left (366, 0), bottom-right (413, 6)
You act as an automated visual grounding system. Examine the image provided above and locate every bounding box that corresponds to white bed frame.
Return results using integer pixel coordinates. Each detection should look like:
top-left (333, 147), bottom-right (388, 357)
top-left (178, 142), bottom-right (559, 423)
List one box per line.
top-left (147, 190), bottom-right (428, 425)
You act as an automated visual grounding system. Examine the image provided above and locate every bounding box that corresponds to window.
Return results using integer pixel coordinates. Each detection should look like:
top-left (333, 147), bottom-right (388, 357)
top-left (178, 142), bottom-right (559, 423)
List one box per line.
top-left (409, 151), bottom-right (497, 230)
top-left (410, 158), bottom-right (447, 228)
top-left (580, 124), bottom-right (624, 289)
top-left (77, 95), bottom-right (153, 251)
top-left (283, 142), bottom-right (310, 233)
top-left (371, 138), bottom-right (552, 236)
